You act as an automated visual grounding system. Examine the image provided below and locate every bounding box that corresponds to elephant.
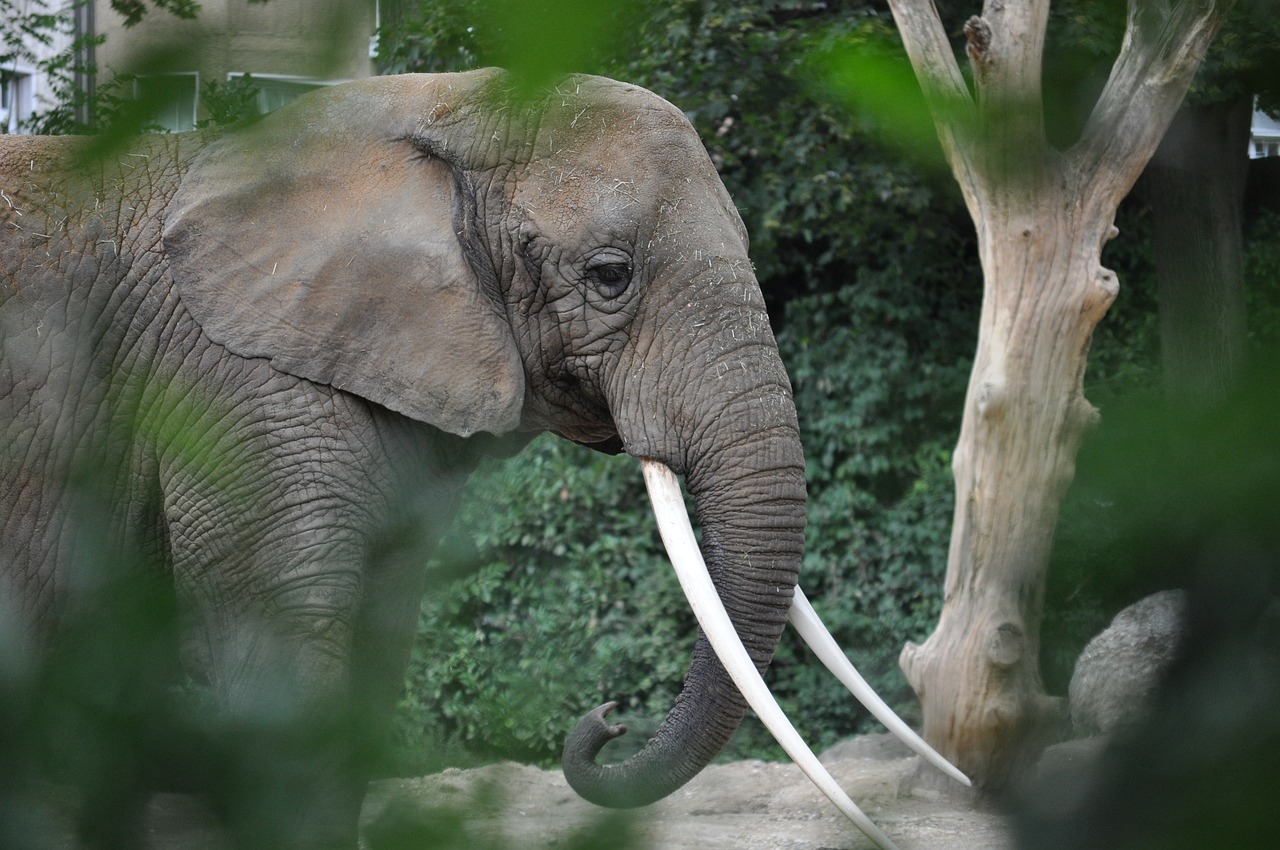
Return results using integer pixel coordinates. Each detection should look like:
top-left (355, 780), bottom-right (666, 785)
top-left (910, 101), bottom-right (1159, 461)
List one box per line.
top-left (0, 70), bottom-right (961, 850)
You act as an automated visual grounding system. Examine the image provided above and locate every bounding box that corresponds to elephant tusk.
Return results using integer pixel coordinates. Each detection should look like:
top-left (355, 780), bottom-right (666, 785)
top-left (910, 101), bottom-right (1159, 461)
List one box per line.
top-left (640, 459), bottom-right (902, 850)
top-left (788, 586), bottom-right (971, 787)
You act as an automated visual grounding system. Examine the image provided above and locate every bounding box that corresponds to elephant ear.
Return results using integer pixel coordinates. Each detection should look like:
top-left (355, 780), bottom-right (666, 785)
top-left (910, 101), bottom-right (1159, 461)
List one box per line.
top-left (163, 73), bottom-right (524, 438)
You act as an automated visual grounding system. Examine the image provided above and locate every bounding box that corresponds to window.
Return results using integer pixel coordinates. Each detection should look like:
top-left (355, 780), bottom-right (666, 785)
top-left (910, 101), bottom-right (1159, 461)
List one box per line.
top-left (1, 69), bottom-right (35, 134)
top-left (135, 73), bottom-right (199, 132)
top-left (227, 74), bottom-right (339, 116)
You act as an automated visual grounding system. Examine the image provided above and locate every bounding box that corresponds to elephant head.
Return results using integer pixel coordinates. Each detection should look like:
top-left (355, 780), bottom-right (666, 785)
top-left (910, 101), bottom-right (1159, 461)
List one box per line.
top-left (161, 70), bottom-right (962, 848)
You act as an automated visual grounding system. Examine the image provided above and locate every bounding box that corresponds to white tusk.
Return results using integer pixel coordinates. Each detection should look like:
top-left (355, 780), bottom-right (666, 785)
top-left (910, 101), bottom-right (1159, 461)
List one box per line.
top-left (640, 459), bottom-right (902, 850)
top-left (789, 586), bottom-right (971, 787)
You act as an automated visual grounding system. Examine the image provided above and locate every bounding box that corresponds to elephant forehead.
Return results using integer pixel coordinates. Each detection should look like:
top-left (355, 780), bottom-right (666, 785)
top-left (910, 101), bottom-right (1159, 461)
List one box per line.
top-left (517, 144), bottom-right (657, 227)
top-left (459, 73), bottom-right (747, 251)
top-left (525, 78), bottom-right (705, 164)
top-left (540, 75), bottom-right (692, 133)
top-left (518, 128), bottom-right (736, 239)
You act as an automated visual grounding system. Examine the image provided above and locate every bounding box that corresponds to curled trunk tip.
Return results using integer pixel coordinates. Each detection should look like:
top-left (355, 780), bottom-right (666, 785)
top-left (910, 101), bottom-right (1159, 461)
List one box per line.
top-left (561, 702), bottom-right (660, 809)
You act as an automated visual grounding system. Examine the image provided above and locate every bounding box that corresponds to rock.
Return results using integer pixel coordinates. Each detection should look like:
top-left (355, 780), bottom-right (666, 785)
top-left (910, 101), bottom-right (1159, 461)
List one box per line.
top-left (1068, 589), bottom-right (1188, 736)
top-left (818, 732), bottom-right (914, 765)
top-left (1024, 736), bottom-right (1110, 819)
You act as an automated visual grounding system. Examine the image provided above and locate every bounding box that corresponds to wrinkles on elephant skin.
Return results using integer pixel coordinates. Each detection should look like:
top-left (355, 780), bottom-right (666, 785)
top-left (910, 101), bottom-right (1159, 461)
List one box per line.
top-left (0, 71), bottom-right (966, 850)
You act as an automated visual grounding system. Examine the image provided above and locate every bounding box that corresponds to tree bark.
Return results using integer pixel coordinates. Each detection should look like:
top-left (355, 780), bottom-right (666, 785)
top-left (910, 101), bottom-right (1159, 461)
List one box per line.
top-left (1145, 97), bottom-right (1253, 406)
top-left (898, 163), bottom-right (1120, 791)
top-left (885, 0), bottom-right (1234, 791)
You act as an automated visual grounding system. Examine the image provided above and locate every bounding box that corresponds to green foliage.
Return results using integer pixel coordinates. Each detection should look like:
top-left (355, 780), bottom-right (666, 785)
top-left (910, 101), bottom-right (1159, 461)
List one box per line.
top-left (376, 0), bottom-right (644, 92)
top-left (109, 0), bottom-right (200, 28)
top-left (196, 74), bottom-right (263, 129)
top-left (375, 1), bottom-right (482, 76)
top-left (1044, 0), bottom-right (1280, 119)
top-left (33, 69), bottom-right (163, 137)
top-left (808, 14), bottom-right (950, 169)
top-left (610, 1), bottom-right (953, 298)
top-left (1244, 209), bottom-right (1280, 349)
top-left (1187, 0), bottom-right (1280, 108)
top-left (393, 437), bottom-right (693, 771)
top-left (9, 0), bottom-right (265, 137)
top-left (1085, 201), bottom-right (1162, 398)
top-left (763, 252), bottom-right (978, 746)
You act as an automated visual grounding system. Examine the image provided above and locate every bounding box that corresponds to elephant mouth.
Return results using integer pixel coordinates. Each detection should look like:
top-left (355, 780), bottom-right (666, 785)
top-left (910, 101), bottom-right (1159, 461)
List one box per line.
top-left (570, 434), bottom-right (625, 455)
top-left (638, 458), bottom-right (969, 850)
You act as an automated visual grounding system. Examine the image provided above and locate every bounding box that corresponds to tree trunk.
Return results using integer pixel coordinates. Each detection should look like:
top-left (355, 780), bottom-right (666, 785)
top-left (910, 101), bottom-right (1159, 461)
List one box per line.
top-left (1145, 97), bottom-right (1252, 405)
top-left (885, 0), bottom-right (1234, 791)
top-left (899, 174), bottom-right (1118, 788)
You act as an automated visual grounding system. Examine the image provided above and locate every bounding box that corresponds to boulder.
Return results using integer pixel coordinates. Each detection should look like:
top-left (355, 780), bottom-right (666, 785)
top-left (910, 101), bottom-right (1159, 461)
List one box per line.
top-left (1068, 589), bottom-right (1188, 736)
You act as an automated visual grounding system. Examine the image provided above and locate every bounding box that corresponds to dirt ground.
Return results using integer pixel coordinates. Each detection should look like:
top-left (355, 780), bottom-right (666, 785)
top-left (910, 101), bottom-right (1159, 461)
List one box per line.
top-left (121, 733), bottom-right (1015, 850)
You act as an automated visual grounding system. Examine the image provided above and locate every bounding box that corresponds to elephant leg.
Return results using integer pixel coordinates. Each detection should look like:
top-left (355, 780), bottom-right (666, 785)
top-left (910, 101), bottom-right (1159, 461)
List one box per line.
top-left (163, 456), bottom-right (380, 850)
top-left (347, 430), bottom-right (476, 769)
top-left (347, 549), bottom-right (432, 771)
top-left (151, 365), bottom-right (472, 848)
top-left (177, 567), bottom-right (369, 850)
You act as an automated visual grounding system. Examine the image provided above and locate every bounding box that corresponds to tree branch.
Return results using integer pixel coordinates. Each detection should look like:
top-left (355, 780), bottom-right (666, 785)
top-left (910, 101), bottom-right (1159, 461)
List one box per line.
top-left (968, 0), bottom-right (1051, 162)
top-left (1069, 0), bottom-right (1235, 203)
top-left (886, 0), bottom-right (976, 172)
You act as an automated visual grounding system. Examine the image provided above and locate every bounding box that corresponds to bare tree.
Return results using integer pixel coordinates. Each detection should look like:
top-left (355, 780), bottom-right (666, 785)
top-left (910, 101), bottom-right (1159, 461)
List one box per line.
top-left (887, 0), bottom-right (1234, 790)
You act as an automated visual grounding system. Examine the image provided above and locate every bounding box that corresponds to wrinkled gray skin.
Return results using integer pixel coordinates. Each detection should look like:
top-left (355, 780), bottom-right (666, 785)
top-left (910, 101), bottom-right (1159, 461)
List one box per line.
top-left (0, 70), bottom-right (805, 848)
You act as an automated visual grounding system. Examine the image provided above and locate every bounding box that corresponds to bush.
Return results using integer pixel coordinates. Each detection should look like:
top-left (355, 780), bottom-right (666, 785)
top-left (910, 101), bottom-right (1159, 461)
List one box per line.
top-left (391, 437), bottom-right (693, 772)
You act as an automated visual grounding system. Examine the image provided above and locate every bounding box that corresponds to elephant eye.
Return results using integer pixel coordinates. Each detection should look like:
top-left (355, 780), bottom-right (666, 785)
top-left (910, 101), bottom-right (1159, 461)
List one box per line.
top-left (584, 256), bottom-right (633, 299)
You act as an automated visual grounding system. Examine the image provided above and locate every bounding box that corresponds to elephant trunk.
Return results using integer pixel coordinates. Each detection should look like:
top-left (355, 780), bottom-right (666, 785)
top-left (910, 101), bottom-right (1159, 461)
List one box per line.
top-left (561, 273), bottom-right (808, 807)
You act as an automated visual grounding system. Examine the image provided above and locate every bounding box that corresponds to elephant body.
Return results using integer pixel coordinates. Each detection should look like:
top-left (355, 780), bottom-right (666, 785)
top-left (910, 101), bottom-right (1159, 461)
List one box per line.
top-left (0, 72), bottom-right (807, 849)
top-left (1, 133), bottom-right (484, 846)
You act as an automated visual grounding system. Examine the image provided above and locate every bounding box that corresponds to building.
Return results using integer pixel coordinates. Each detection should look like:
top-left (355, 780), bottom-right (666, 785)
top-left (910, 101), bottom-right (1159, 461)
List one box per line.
top-left (92, 0), bottom-right (378, 131)
top-left (3, 0), bottom-right (379, 133)
top-left (1252, 102), bottom-right (1280, 159)
top-left (1, 1), bottom-right (86, 132)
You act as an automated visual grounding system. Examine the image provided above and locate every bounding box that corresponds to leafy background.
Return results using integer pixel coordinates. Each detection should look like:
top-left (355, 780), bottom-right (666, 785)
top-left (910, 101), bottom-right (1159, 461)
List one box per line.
top-left (374, 0), bottom-right (1280, 772)
top-left (6, 0), bottom-right (1279, 779)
